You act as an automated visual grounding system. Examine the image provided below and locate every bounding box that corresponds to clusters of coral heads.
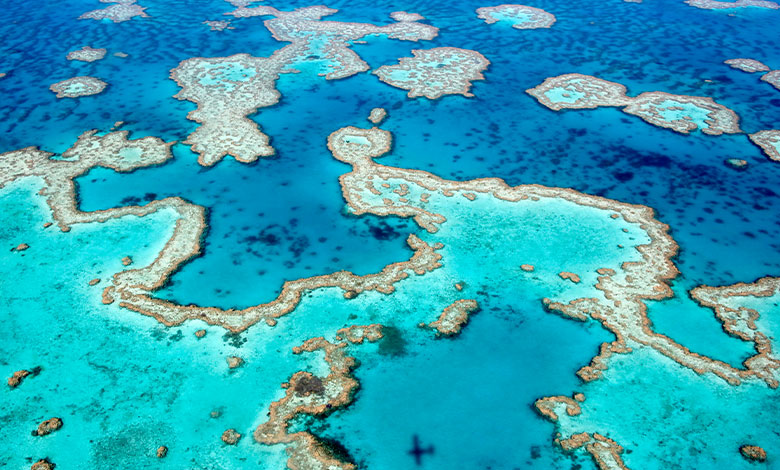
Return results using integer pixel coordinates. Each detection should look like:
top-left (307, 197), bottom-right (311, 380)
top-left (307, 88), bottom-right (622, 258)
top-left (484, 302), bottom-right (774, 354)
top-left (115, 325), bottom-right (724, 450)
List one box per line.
top-left (78, 0), bottom-right (149, 23)
top-left (66, 46), bottom-right (107, 62)
top-left (476, 4), bottom-right (557, 29)
top-left (49, 76), bottom-right (108, 98)
top-left (374, 47), bottom-right (491, 99)
top-left (527, 73), bottom-right (741, 135)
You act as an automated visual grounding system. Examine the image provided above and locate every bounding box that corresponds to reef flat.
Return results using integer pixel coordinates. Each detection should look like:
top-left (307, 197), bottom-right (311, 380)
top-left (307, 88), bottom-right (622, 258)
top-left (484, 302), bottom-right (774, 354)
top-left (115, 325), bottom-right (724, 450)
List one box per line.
top-left (374, 48), bottom-right (491, 99)
top-left (476, 4), bottom-right (557, 29)
top-left (78, 0), bottom-right (150, 23)
top-left (49, 76), bottom-right (108, 98)
top-left (527, 73), bottom-right (741, 135)
top-left (170, 5), bottom-right (437, 166)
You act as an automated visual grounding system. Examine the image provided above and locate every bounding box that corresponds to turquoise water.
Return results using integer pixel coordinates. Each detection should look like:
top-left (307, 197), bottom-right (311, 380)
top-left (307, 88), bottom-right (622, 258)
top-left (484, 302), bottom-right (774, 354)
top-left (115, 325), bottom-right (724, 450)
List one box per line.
top-left (544, 79), bottom-right (589, 104)
top-left (647, 99), bottom-right (715, 130)
top-left (552, 344), bottom-right (780, 469)
top-left (197, 60), bottom-right (259, 88)
top-left (487, 10), bottom-right (535, 26)
top-left (645, 281), bottom-right (757, 368)
top-left (2, 0), bottom-right (780, 468)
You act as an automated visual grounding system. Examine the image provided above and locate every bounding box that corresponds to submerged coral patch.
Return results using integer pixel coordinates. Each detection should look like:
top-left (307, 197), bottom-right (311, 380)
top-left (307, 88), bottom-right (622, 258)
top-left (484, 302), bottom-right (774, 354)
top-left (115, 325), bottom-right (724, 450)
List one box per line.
top-left (476, 4), bottom-right (557, 29)
top-left (374, 48), bottom-right (491, 99)
top-left (203, 20), bottom-right (234, 31)
top-left (49, 76), bottom-right (108, 98)
top-left (724, 58), bottom-right (770, 73)
top-left (527, 74), bottom-right (741, 135)
top-left (170, 54), bottom-right (282, 166)
top-left (685, 0), bottom-right (779, 9)
top-left (67, 46), bottom-right (107, 62)
top-left (760, 70), bottom-right (780, 91)
top-left (78, 0), bottom-right (149, 22)
top-left (526, 73), bottom-right (631, 110)
top-left (171, 5), bottom-right (439, 166)
top-left (749, 130), bottom-right (780, 162)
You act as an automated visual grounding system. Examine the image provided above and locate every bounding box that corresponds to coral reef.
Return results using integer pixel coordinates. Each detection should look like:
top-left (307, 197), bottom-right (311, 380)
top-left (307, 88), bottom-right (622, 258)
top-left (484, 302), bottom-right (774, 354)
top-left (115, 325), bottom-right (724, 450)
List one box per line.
top-left (221, 429), bottom-right (242, 445)
top-left (336, 324), bottom-right (384, 344)
top-left (226, 356), bottom-right (244, 369)
top-left (685, 0), bottom-right (778, 9)
top-left (171, 5), bottom-right (438, 166)
top-left (169, 54), bottom-right (283, 166)
top-left (31, 459), bottom-right (55, 470)
top-left (527, 74), bottom-right (741, 135)
top-left (79, 0), bottom-right (149, 22)
top-left (749, 130), bottom-right (780, 162)
top-left (203, 20), bottom-right (234, 31)
top-left (7, 370), bottom-right (31, 388)
top-left (34, 418), bottom-right (63, 436)
top-left (428, 299), bottom-right (480, 336)
top-left (374, 48), bottom-right (490, 99)
top-left (49, 76), bottom-right (107, 98)
top-left (368, 107), bottom-right (387, 125)
top-left (761, 70), bottom-right (780, 90)
top-left (255, 337), bottom-right (362, 470)
top-left (739, 444), bottom-right (768, 462)
top-left (724, 58), bottom-right (770, 73)
top-left (559, 272), bottom-right (581, 283)
top-left (66, 46), bottom-right (107, 62)
top-left (476, 4), bottom-right (557, 29)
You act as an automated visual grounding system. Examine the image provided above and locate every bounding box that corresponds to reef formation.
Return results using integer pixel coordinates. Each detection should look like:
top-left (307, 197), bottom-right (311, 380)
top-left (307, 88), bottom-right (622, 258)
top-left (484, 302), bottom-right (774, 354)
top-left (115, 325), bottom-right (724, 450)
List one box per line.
top-left (476, 4), bottom-right (557, 29)
top-left (49, 76), bottom-right (108, 98)
top-left (749, 130), bottom-right (780, 162)
top-left (78, 0), bottom-right (150, 23)
top-left (2, 101), bottom-right (779, 468)
top-left (170, 5), bottom-right (438, 166)
top-left (373, 48), bottom-right (491, 99)
top-left (724, 58), bottom-right (780, 92)
top-left (527, 73), bottom-right (741, 135)
top-left (685, 0), bottom-right (779, 9)
top-left (66, 46), bottom-right (107, 62)
top-left (254, 335), bottom-right (375, 470)
top-left (203, 20), bottom-right (234, 31)
top-left (2, 1), bottom-right (779, 465)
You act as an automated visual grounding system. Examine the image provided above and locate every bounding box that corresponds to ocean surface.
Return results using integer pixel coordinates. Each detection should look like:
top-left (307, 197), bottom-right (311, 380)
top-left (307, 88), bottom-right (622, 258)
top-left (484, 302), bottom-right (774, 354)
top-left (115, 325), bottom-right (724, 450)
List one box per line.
top-left (1, 0), bottom-right (779, 468)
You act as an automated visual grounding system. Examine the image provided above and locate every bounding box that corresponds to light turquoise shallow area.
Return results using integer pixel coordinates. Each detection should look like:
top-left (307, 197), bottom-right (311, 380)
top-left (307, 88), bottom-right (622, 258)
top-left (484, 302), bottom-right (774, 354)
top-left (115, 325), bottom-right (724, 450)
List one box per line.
top-left (553, 343), bottom-right (780, 469)
top-left (756, 134), bottom-right (780, 156)
top-left (284, 33), bottom-right (343, 76)
top-left (721, 291), bottom-right (780, 352)
top-left (117, 146), bottom-right (144, 163)
top-left (0, 179), bottom-right (340, 469)
top-left (62, 81), bottom-right (91, 95)
top-left (544, 81), bottom-right (587, 104)
top-left (300, 177), bottom-right (652, 468)
top-left (1, 162), bottom-right (653, 468)
top-left (488, 9), bottom-right (535, 26)
top-left (641, 99), bottom-right (713, 131)
top-left (646, 281), bottom-right (756, 369)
